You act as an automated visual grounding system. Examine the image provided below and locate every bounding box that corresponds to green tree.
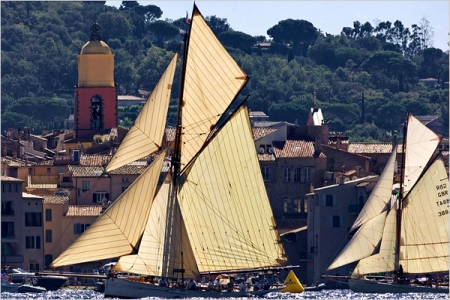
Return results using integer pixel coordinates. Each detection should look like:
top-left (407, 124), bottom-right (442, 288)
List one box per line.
top-left (267, 19), bottom-right (318, 56)
top-left (97, 12), bottom-right (131, 42)
top-left (218, 31), bottom-right (256, 54)
top-left (147, 20), bottom-right (179, 46)
top-left (205, 15), bottom-right (231, 36)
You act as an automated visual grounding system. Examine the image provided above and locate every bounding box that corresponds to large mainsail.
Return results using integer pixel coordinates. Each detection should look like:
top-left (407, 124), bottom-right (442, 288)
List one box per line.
top-left (180, 5), bottom-right (248, 169)
top-left (178, 104), bottom-right (286, 272)
top-left (402, 114), bottom-right (440, 196)
top-left (106, 53), bottom-right (178, 173)
top-left (52, 151), bottom-right (167, 267)
top-left (399, 157), bottom-right (449, 273)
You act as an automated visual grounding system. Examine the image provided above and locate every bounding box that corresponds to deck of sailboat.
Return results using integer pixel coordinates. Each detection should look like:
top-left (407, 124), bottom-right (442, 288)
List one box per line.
top-left (348, 278), bottom-right (449, 294)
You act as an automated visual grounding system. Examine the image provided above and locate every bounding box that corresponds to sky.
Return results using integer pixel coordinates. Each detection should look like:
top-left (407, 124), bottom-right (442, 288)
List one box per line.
top-left (105, 1), bottom-right (449, 51)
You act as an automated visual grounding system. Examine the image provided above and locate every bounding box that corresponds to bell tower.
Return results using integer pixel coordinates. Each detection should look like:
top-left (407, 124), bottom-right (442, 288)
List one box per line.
top-left (73, 23), bottom-right (117, 138)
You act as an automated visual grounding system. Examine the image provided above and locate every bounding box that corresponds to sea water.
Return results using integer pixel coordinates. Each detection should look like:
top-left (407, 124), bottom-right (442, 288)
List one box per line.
top-left (1, 289), bottom-right (449, 299)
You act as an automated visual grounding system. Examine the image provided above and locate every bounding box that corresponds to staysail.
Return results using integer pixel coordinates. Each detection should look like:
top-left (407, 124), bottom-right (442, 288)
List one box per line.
top-left (178, 104), bottom-right (286, 272)
top-left (52, 151), bottom-right (167, 267)
top-left (350, 145), bottom-right (397, 231)
top-left (399, 157), bottom-right (449, 273)
top-left (180, 5), bottom-right (248, 169)
top-left (105, 53), bottom-right (178, 173)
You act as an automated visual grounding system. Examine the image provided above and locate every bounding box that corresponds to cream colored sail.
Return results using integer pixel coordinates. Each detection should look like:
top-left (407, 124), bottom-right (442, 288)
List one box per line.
top-left (178, 104), bottom-right (286, 272)
top-left (106, 53), bottom-right (178, 172)
top-left (115, 178), bottom-right (199, 279)
top-left (180, 6), bottom-right (248, 169)
top-left (52, 151), bottom-right (166, 267)
top-left (351, 208), bottom-right (397, 275)
top-left (351, 146), bottom-right (397, 231)
top-left (402, 114), bottom-right (440, 196)
top-left (328, 211), bottom-right (387, 271)
top-left (399, 158), bottom-right (449, 273)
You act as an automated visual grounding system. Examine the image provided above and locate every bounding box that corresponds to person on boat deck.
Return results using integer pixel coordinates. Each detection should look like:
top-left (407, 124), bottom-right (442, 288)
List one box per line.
top-left (254, 280), bottom-right (261, 291)
top-left (158, 277), bottom-right (168, 287)
top-left (187, 279), bottom-right (197, 290)
top-left (207, 279), bottom-right (214, 291)
top-left (239, 280), bottom-right (246, 292)
top-left (398, 265), bottom-right (404, 277)
top-left (214, 277), bottom-right (221, 291)
top-left (263, 278), bottom-right (270, 290)
top-left (227, 278), bottom-right (234, 292)
top-left (245, 275), bottom-right (252, 288)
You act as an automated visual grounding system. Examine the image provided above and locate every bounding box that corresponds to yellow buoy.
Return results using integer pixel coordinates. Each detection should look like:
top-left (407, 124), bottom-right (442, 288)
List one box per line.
top-left (280, 270), bottom-right (304, 293)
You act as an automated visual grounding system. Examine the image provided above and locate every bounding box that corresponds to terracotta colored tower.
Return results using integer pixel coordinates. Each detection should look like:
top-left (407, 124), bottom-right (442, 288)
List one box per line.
top-left (73, 23), bottom-right (117, 138)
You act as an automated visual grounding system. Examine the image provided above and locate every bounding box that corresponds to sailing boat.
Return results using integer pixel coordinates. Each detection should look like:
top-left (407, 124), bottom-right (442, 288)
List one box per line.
top-left (51, 4), bottom-right (289, 298)
top-left (325, 113), bottom-right (449, 293)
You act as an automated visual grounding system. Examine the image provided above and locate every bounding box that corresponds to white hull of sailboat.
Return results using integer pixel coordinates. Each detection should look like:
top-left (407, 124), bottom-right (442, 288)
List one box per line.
top-left (348, 278), bottom-right (449, 294)
top-left (104, 277), bottom-right (281, 299)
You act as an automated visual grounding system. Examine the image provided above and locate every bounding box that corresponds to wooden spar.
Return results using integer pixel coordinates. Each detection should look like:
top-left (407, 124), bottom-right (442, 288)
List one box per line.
top-left (36, 272), bottom-right (108, 279)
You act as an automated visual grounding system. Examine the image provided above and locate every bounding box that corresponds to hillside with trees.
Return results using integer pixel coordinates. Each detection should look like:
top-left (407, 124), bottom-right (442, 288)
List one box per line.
top-left (1, 1), bottom-right (448, 141)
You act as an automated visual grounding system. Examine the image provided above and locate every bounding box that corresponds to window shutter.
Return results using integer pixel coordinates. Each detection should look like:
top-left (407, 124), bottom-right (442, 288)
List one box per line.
top-left (333, 195), bottom-right (337, 206)
top-left (322, 195), bottom-right (326, 206)
top-left (93, 194), bottom-right (96, 202)
top-left (105, 193), bottom-right (109, 200)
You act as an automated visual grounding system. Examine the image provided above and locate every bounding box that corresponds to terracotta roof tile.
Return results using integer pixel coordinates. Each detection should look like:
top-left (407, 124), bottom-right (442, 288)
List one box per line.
top-left (43, 195), bottom-right (69, 204)
top-left (252, 128), bottom-right (277, 140)
top-left (108, 163), bottom-right (148, 175)
top-left (348, 143), bottom-right (401, 154)
top-left (79, 154), bottom-right (112, 166)
top-left (36, 160), bottom-right (55, 166)
top-left (68, 165), bottom-right (104, 177)
top-left (258, 153), bottom-right (275, 161)
top-left (1, 176), bottom-right (24, 182)
top-left (272, 140), bottom-right (326, 158)
top-left (2, 156), bottom-right (35, 167)
top-left (66, 205), bottom-right (103, 217)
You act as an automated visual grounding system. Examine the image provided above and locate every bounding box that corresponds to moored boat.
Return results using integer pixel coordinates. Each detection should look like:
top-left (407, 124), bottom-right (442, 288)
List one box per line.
top-left (7, 268), bottom-right (68, 291)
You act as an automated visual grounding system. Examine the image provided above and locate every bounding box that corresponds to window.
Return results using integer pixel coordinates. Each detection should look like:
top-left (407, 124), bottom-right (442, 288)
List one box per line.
top-left (46, 168), bottom-right (51, 174)
top-left (331, 216), bottom-right (343, 228)
top-left (91, 96), bottom-right (102, 129)
top-left (301, 167), bottom-right (312, 182)
top-left (29, 264), bottom-right (39, 272)
top-left (74, 223), bottom-right (90, 234)
top-left (284, 168), bottom-right (292, 182)
top-left (323, 195), bottom-right (335, 207)
top-left (26, 236), bottom-right (35, 249)
top-left (1, 222), bottom-right (14, 238)
top-left (25, 212), bottom-right (42, 227)
top-left (45, 230), bottom-right (52, 243)
top-left (122, 186), bottom-right (128, 193)
top-left (2, 183), bottom-right (6, 192)
top-left (122, 177), bottom-right (129, 183)
top-left (82, 181), bottom-right (90, 191)
top-left (283, 199), bottom-right (291, 213)
top-left (1, 201), bottom-right (14, 215)
top-left (44, 255), bottom-right (53, 267)
top-left (45, 209), bottom-right (52, 221)
top-left (294, 167), bottom-right (301, 182)
top-left (293, 199), bottom-right (301, 213)
top-left (15, 184), bottom-right (19, 192)
top-left (62, 176), bottom-right (71, 182)
top-left (36, 236), bottom-right (41, 249)
top-left (261, 166), bottom-right (270, 181)
top-left (93, 192), bottom-right (109, 203)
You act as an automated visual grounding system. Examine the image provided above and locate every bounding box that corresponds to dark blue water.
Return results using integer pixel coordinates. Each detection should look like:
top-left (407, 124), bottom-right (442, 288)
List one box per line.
top-left (1, 289), bottom-right (449, 299)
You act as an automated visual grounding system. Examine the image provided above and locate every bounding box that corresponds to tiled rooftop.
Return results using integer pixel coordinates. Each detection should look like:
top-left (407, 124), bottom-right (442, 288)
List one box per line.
top-left (22, 192), bottom-right (44, 199)
top-left (43, 195), bottom-right (69, 204)
top-left (68, 165), bottom-right (104, 177)
top-left (252, 128), bottom-right (277, 140)
top-left (348, 143), bottom-right (402, 154)
top-left (1, 176), bottom-right (24, 182)
top-left (79, 154), bottom-right (112, 166)
top-left (2, 156), bottom-right (35, 167)
top-left (272, 140), bottom-right (326, 158)
top-left (66, 205), bottom-right (103, 217)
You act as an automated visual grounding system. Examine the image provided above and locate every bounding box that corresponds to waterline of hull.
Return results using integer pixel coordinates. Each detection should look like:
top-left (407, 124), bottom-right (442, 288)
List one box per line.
top-left (348, 278), bottom-right (449, 293)
top-left (104, 277), bottom-right (281, 298)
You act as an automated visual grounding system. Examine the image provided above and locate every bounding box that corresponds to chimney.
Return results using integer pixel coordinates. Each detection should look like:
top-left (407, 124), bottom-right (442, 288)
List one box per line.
top-left (355, 166), bottom-right (361, 178)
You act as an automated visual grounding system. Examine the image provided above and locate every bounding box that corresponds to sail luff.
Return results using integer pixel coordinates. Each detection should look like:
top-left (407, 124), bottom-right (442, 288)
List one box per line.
top-left (350, 145), bottom-right (397, 231)
top-left (180, 6), bottom-right (248, 169)
top-left (51, 151), bottom-right (167, 267)
top-left (105, 53), bottom-right (178, 172)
